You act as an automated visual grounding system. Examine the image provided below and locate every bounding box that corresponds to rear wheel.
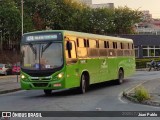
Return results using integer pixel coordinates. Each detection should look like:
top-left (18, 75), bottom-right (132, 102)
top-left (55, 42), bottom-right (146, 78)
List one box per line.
top-left (116, 69), bottom-right (124, 85)
top-left (44, 90), bottom-right (52, 96)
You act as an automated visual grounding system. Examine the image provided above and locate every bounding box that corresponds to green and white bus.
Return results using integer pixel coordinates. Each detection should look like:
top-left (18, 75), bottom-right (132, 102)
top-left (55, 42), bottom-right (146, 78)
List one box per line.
top-left (20, 30), bottom-right (135, 95)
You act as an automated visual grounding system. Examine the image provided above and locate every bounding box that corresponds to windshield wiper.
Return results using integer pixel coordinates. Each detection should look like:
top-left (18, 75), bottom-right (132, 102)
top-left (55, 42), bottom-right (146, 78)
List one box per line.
top-left (29, 43), bottom-right (37, 59)
top-left (41, 42), bottom-right (52, 56)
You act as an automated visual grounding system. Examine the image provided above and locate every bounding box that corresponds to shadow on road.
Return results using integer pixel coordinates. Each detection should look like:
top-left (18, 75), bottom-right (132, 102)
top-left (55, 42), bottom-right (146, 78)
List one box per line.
top-left (27, 79), bottom-right (130, 98)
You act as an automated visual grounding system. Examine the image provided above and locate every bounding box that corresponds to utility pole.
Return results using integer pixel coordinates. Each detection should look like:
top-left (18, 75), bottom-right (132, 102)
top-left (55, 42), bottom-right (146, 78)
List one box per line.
top-left (0, 0), bottom-right (3, 51)
top-left (21, 0), bottom-right (24, 36)
top-left (0, 31), bottom-right (2, 51)
top-left (45, 0), bottom-right (47, 29)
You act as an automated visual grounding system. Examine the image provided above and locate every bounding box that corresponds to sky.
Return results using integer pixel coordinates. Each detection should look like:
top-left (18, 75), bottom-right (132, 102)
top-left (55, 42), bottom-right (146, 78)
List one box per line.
top-left (92, 0), bottom-right (160, 18)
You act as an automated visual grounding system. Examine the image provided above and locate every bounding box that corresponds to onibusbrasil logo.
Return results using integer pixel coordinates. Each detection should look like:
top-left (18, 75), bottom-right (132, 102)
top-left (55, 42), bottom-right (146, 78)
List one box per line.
top-left (1, 112), bottom-right (42, 119)
top-left (0, 112), bottom-right (11, 120)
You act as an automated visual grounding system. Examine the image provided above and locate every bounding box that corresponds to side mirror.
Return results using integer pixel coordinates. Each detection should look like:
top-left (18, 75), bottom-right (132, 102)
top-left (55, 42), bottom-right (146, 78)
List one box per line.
top-left (66, 41), bottom-right (72, 50)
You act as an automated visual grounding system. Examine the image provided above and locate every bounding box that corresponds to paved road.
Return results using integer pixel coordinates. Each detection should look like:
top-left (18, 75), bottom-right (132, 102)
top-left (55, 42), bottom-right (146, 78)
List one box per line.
top-left (0, 75), bottom-right (20, 93)
top-left (0, 71), bottom-right (160, 120)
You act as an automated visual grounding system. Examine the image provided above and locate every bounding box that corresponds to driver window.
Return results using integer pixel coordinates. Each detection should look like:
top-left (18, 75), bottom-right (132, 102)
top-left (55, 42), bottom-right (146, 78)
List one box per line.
top-left (65, 41), bottom-right (77, 59)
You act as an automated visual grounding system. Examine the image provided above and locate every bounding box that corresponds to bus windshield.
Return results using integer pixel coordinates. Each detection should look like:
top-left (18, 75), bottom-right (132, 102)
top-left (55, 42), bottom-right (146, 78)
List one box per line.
top-left (21, 42), bottom-right (63, 70)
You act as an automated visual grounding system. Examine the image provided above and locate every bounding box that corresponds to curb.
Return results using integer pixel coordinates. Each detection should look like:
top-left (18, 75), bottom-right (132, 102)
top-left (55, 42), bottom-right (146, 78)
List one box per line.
top-left (136, 68), bottom-right (147, 71)
top-left (123, 92), bottom-right (160, 107)
top-left (0, 88), bottom-right (21, 95)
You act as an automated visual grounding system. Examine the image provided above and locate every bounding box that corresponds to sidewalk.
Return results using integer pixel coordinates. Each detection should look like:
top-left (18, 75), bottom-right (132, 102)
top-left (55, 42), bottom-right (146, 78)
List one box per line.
top-left (123, 78), bottom-right (160, 106)
top-left (140, 79), bottom-right (160, 103)
top-left (0, 75), bottom-right (21, 94)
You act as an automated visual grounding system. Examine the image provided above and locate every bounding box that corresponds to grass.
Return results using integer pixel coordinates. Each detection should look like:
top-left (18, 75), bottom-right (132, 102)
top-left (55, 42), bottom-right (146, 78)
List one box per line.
top-left (134, 86), bottom-right (150, 102)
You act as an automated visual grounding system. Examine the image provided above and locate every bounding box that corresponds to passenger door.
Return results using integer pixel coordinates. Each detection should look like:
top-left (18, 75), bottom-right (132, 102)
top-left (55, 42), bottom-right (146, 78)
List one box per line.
top-left (65, 40), bottom-right (79, 88)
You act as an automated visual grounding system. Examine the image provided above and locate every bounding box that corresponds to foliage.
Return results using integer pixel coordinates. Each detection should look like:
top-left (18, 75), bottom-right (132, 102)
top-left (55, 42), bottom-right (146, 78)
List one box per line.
top-left (136, 58), bottom-right (160, 68)
top-left (113, 6), bottom-right (142, 34)
top-left (134, 86), bottom-right (150, 102)
top-left (0, 0), bottom-right (21, 41)
top-left (0, 0), bottom-right (143, 51)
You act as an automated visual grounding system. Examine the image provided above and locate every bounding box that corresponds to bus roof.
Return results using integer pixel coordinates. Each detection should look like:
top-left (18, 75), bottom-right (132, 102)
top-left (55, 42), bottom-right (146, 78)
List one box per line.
top-left (23, 30), bottom-right (133, 43)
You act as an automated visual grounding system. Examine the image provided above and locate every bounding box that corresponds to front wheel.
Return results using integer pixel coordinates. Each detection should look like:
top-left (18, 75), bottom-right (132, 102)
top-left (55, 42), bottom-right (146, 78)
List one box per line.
top-left (116, 69), bottom-right (124, 85)
top-left (44, 90), bottom-right (52, 96)
top-left (78, 74), bottom-right (88, 94)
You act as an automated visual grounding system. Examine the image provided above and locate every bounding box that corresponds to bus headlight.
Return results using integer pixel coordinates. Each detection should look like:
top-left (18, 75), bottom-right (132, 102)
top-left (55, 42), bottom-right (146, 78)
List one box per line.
top-left (21, 75), bottom-right (25, 79)
top-left (57, 72), bottom-right (64, 79)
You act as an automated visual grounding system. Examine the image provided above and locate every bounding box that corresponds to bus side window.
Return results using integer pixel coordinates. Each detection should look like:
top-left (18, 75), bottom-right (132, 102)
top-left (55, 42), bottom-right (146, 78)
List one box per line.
top-left (109, 41), bottom-right (113, 49)
top-left (70, 41), bottom-right (76, 59)
top-left (113, 42), bottom-right (117, 49)
top-left (89, 40), bottom-right (97, 48)
top-left (66, 41), bottom-right (72, 58)
top-left (78, 38), bottom-right (85, 47)
top-left (65, 41), bottom-right (76, 59)
top-left (104, 41), bottom-right (109, 48)
top-left (120, 43), bottom-right (123, 49)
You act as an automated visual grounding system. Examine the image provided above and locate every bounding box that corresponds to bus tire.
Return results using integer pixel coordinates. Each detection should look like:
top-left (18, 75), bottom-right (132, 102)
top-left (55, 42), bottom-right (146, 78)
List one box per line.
top-left (44, 90), bottom-right (52, 96)
top-left (116, 69), bottom-right (124, 85)
top-left (78, 74), bottom-right (88, 94)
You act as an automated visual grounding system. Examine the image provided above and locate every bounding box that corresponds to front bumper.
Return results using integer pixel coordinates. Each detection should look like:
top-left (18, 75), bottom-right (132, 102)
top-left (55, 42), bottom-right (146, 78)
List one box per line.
top-left (20, 79), bottom-right (64, 90)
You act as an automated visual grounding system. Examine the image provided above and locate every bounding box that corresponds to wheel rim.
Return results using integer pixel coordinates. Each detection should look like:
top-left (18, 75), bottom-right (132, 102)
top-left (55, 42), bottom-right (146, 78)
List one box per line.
top-left (119, 70), bottom-right (123, 83)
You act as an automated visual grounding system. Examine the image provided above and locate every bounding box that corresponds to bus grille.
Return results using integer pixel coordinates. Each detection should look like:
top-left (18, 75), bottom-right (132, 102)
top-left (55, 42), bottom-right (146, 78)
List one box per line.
top-left (33, 83), bottom-right (48, 87)
top-left (31, 78), bottom-right (50, 81)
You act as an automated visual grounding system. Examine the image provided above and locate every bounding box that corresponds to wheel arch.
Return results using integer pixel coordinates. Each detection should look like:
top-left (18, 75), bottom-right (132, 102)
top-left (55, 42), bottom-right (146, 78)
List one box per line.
top-left (118, 67), bottom-right (124, 78)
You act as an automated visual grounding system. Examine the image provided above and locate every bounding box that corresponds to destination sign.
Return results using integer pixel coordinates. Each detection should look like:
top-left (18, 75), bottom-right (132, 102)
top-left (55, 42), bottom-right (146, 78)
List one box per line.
top-left (22, 32), bottom-right (63, 43)
top-left (26, 35), bottom-right (58, 41)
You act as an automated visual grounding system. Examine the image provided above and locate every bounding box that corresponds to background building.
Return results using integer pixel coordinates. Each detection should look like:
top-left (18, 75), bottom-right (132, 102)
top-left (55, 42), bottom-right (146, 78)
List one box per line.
top-left (135, 11), bottom-right (160, 35)
top-left (78, 0), bottom-right (160, 58)
top-left (77, 0), bottom-right (114, 9)
top-left (92, 3), bottom-right (114, 9)
top-left (78, 0), bottom-right (92, 5)
top-left (120, 35), bottom-right (160, 58)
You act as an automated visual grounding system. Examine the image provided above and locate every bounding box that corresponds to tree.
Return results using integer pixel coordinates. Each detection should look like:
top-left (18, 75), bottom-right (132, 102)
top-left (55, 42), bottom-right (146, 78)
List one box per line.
top-left (53, 0), bottom-right (85, 30)
top-left (88, 8), bottom-right (115, 34)
top-left (1, 0), bottom-right (143, 50)
top-left (113, 6), bottom-right (142, 34)
top-left (0, 0), bottom-right (21, 50)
